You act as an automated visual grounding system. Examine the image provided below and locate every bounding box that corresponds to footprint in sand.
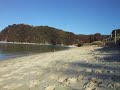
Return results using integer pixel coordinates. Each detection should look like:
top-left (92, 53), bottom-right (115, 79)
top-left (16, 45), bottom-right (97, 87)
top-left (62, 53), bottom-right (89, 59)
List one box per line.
top-left (67, 77), bottom-right (77, 84)
top-left (83, 81), bottom-right (97, 90)
top-left (107, 83), bottom-right (115, 89)
top-left (107, 83), bottom-right (120, 89)
top-left (57, 77), bottom-right (68, 83)
top-left (86, 68), bottom-right (93, 73)
top-left (76, 75), bottom-right (84, 82)
top-left (95, 69), bottom-right (103, 74)
top-left (57, 76), bottom-right (78, 86)
top-left (45, 85), bottom-right (55, 90)
top-left (83, 78), bottom-right (103, 90)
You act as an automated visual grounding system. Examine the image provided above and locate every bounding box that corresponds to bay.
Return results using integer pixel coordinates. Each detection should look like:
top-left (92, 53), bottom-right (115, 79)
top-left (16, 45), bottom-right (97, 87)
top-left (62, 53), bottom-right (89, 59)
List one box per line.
top-left (0, 43), bottom-right (68, 60)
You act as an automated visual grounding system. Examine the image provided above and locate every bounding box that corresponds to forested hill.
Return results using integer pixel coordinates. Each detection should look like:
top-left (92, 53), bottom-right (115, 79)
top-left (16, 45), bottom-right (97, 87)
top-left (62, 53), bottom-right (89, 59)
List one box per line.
top-left (0, 24), bottom-right (109, 45)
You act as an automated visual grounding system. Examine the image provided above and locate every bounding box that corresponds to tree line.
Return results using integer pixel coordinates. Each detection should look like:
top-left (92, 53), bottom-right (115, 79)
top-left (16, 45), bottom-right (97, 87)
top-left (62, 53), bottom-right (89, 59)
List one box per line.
top-left (0, 24), bottom-right (109, 45)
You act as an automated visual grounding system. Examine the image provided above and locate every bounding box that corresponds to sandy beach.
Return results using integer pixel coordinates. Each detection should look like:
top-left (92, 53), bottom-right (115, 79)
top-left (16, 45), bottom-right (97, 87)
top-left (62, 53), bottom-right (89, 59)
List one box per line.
top-left (0, 46), bottom-right (120, 90)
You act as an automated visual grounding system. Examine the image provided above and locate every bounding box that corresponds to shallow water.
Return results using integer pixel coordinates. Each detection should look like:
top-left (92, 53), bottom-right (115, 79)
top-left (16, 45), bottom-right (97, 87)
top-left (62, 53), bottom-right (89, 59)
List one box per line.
top-left (0, 43), bottom-right (68, 60)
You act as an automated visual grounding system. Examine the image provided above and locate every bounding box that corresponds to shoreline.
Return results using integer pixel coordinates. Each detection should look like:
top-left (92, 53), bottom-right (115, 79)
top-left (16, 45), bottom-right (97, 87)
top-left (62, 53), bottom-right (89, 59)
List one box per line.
top-left (0, 41), bottom-right (76, 47)
top-left (0, 42), bottom-right (74, 61)
top-left (0, 46), bottom-right (120, 90)
top-left (0, 41), bottom-right (51, 45)
top-left (0, 46), bottom-right (73, 63)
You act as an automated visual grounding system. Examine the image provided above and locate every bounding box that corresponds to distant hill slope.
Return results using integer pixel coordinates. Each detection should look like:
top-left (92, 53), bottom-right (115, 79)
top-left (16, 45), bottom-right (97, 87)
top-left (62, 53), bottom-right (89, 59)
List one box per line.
top-left (0, 24), bottom-right (109, 45)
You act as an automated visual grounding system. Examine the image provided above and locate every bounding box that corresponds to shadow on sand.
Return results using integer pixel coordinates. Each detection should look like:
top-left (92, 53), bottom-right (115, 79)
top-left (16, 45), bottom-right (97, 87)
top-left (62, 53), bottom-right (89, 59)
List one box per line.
top-left (43, 46), bottom-right (120, 90)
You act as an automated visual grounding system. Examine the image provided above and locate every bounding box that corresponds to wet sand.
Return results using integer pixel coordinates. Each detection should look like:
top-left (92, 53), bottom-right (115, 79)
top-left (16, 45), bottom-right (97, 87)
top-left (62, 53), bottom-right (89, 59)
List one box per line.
top-left (0, 46), bottom-right (120, 90)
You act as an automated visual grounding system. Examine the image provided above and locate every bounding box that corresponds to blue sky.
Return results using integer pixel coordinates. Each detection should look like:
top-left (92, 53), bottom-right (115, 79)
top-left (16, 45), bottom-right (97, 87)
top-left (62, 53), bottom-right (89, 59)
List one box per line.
top-left (0, 0), bottom-right (120, 34)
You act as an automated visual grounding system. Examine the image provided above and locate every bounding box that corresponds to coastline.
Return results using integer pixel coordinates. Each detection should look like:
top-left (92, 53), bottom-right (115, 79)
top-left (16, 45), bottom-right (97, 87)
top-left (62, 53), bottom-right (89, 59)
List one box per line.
top-left (0, 46), bottom-right (120, 90)
top-left (0, 42), bottom-right (73, 61)
top-left (0, 45), bottom-right (71, 62)
top-left (0, 41), bottom-right (76, 47)
top-left (0, 41), bottom-right (51, 45)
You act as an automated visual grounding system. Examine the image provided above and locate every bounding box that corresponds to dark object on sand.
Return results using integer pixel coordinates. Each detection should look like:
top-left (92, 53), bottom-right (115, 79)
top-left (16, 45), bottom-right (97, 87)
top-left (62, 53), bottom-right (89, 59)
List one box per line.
top-left (77, 43), bottom-right (83, 47)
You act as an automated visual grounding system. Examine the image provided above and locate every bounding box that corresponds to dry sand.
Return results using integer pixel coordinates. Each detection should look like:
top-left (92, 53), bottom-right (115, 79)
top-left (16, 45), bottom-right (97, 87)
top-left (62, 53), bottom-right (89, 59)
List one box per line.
top-left (0, 46), bottom-right (120, 90)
